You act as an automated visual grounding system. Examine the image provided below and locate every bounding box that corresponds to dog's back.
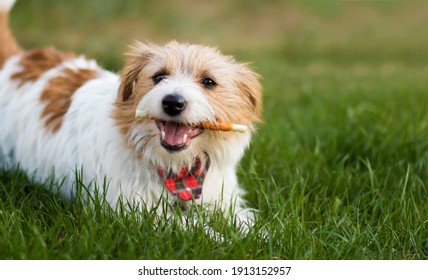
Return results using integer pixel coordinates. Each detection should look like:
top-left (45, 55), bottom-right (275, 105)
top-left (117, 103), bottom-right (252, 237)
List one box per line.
top-left (0, 1), bottom-right (125, 201)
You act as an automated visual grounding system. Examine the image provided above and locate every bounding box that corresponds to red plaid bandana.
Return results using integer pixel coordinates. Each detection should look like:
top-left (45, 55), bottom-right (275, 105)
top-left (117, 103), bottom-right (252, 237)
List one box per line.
top-left (157, 157), bottom-right (210, 201)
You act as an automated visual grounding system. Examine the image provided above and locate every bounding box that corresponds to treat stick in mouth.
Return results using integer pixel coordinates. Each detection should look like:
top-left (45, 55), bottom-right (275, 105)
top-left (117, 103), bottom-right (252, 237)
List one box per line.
top-left (135, 109), bottom-right (248, 133)
top-left (200, 121), bottom-right (247, 133)
top-left (135, 109), bottom-right (148, 118)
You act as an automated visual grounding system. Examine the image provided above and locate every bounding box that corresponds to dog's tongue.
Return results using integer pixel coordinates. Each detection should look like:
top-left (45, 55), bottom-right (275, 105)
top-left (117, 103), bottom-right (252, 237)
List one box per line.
top-left (163, 122), bottom-right (193, 146)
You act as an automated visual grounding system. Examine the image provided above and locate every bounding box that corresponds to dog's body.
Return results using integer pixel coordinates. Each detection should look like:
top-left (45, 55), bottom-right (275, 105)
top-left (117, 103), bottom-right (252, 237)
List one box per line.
top-left (0, 1), bottom-right (262, 227)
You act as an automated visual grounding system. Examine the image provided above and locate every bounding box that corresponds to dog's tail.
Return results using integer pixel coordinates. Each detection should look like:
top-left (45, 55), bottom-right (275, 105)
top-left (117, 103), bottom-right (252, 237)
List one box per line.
top-left (0, 0), bottom-right (21, 66)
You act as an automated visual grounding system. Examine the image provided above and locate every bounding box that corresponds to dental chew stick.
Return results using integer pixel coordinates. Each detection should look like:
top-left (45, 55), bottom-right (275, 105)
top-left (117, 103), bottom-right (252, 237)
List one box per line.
top-left (135, 109), bottom-right (148, 118)
top-left (200, 121), bottom-right (248, 133)
top-left (135, 110), bottom-right (247, 133)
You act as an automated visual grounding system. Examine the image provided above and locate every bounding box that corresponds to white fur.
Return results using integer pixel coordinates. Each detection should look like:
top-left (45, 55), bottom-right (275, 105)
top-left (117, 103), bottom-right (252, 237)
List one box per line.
top-left (136, 75), bottom-right (216, 124)
top-left (0, 53), bottom-right (256, 227)
top-left (0, 0), bottom-right (16, 11)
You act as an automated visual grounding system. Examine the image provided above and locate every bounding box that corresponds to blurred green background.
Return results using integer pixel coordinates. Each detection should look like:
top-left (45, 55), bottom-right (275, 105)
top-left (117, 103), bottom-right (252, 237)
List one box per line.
top-left (11, 0), bottom-right (428, 68)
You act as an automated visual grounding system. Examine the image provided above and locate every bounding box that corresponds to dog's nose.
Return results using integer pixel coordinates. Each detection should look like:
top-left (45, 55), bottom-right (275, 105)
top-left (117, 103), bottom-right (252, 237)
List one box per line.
top-left (162, 94), bottom-right (187, 116)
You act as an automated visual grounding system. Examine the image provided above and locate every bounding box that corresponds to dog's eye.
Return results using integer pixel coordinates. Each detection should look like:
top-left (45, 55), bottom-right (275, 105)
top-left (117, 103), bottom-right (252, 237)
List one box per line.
top-left (201, 77), bottom-right (216, 88)
top-left (152, 73), bottom-right (166, 84)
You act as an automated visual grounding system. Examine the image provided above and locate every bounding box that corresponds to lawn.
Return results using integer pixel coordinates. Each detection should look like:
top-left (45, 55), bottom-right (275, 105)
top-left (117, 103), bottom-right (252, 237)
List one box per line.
top-left (1, 0), bottom-right (427, 259)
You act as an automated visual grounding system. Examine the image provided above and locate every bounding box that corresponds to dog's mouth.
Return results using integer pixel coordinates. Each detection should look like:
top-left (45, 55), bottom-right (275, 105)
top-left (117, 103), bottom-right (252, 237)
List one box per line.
top-left (156, 120), bottom-right (203, 152)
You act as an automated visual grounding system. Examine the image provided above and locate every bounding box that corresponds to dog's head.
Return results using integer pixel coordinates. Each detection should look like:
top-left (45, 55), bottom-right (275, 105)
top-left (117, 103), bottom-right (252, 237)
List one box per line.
top-left (113, 41), bottom-right (262, 170)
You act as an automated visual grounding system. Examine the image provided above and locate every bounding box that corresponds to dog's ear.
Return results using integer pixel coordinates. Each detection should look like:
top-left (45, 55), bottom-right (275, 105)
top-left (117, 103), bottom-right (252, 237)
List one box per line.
top-left (118, 42), bottom-right (152, 102)
top-left (236, 65), bottom-right (263, 122)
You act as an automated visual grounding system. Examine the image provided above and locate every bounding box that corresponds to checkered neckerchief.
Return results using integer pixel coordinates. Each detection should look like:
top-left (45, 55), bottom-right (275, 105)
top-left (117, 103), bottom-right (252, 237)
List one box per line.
top-left (157, 157), bottom-right (210, 201)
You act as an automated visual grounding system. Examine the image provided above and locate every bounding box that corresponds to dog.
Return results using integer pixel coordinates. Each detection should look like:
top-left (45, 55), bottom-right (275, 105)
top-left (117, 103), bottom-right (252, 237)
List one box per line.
top-left (0, 0), bottom-right (262, 230)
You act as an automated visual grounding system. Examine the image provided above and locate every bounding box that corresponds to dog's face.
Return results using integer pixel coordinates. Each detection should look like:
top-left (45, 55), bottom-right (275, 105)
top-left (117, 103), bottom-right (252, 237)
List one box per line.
top-left (113, 41), bottom-right (262, 169)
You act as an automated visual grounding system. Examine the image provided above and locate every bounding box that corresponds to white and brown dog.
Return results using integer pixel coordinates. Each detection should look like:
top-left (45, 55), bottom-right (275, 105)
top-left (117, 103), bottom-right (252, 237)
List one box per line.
top-left (0, 0), bottom-right (262, 228)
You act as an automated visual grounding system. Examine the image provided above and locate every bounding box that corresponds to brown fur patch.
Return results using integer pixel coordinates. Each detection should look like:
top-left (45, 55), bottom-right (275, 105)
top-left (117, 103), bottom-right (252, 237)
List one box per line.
top-left (0, 11), bottom-right (22, 68)
top-left (40, 68), bottom-right (98, 132)
top-left (11, 47), bottom-right (75, 85)
top-left (113, 44), bottom-right (155, 138)
top-left (203, 66), bottom-right (263, 125)
top-left (113, 99), bottom-right (140, 138)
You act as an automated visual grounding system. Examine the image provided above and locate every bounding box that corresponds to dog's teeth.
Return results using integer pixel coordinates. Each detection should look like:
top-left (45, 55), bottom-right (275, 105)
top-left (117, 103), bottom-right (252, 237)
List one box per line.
top-left (183, 134), bottom-right (188, 143)
top-left (161, 131), bottom-right (165, 140)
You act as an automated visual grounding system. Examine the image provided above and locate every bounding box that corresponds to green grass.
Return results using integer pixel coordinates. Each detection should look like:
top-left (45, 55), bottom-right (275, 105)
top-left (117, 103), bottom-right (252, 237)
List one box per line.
top-left (1, 0), bottom-right (428, 259)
